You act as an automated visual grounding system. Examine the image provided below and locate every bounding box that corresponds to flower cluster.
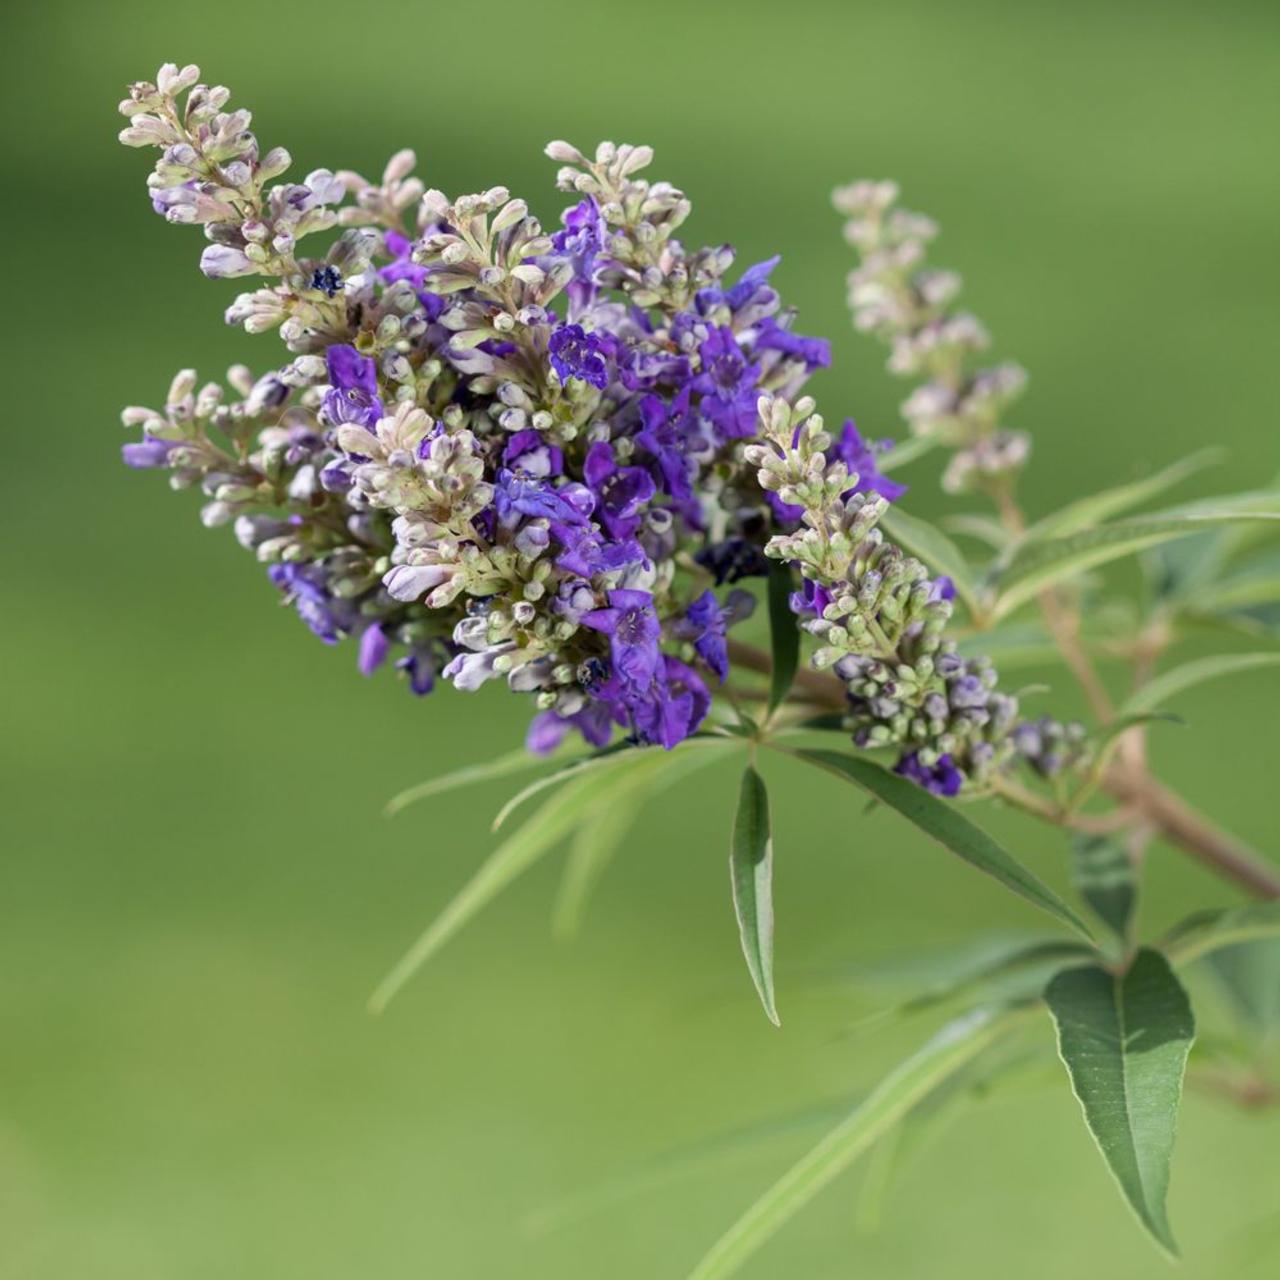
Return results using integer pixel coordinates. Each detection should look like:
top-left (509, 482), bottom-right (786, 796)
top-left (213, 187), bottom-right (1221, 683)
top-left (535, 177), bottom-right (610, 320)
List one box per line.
top-left (116, 63), bottom-right (1066, 792)
top-left (833, 181), bottom-right (1030, 496)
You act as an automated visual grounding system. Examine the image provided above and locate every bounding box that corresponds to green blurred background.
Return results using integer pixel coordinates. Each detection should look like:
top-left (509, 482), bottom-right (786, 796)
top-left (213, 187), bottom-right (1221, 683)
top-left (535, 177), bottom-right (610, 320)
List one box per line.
top-left (2, 0), bottom-right (1277, 1275)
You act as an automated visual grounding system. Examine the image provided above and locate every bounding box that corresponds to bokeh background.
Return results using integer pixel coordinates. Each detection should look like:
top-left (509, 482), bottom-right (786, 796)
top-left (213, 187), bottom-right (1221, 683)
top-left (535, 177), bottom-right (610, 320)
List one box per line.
top-left (2, 1), bottom-right (1278, 1276)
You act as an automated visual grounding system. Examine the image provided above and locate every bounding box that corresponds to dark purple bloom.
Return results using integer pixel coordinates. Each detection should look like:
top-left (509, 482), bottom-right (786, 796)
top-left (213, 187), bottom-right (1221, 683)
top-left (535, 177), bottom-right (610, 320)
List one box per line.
top-left (268, 562), bottom-right (345, 644)
top-left (581, 588), bottom-right (662, 697)
top-left (310, 265), bottom-right (343, 297)
top-left (692, 326), bottom-right (761, 440)
top-left (635, 391), bottom-right (697, 500)
top-left (526, 699), bottom-right (622, 754)
top-left (322, 344), bottom-right (383, 428)
top-left (755, 316), bottom-right (832, 370)
top-left (548, 324), bottom-right (609, 389)
top-left (122, 435), bottom-right (176, 469)
top-left (552, 523), bottom-right (646, 578)
top-left (630, 655), bottom-right (711, 749)
top-left (397, 645), bottom-right (437, 696)
top-left (503, 429), bottom-right (563, 478)
top-left (789, 578), bottom-right (833, 621)
top-left (696, 256), bottom-right (780, 317)
top-left (929, 576), bottom-right (956, 603)
top-left (494, 469), bottom-right (586, 526)
top-left (677, 589), bottom-right (756, 682)
top-left (358, 623), bottom-right (390, 676)
top-left (894, 751), bottom-right (964, 797)
top-left (695, 538), bottom-right (770, 585)
top-left (549, 197), bottom-right (607, 314)
top-left (583, 442), bottom-right (655, 538)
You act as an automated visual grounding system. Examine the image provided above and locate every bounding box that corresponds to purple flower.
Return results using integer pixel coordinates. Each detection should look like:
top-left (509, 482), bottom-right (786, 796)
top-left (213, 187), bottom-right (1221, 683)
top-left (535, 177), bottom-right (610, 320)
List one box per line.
top-left (583, 442), bottom-right (656, 539)
top-left (677, 589), bottom-right (756, 682)
top-left (695, 538), bottom-right (770, 585)
top-left (322, 344), bottom-right (383, 428)
top-left (581, 588), bottom-right (662, 697)
top-left (503, 429), bottom-right (563, 478)
top-left (526, 699), bottom-right (622, 754)
top-left (635, 391), bottom-right (697, 500)
top-left (494, 468), bottom-right (586, 526)
top-left (833, 422), bottom-right (906, 503)
top-left (122, 434), bottom-right (176, 469)
top-left (692, 326), bottom-right (761, 441)
top-left (310, 265), bottom-right (343, 297)
top-left (268, 562), bottom-right (348, 644)
top-left (397, 643), bottom-right (438, 696)
top-left (548, 324), bottom-right (609, 389)
top-left (696, 256), bottom-right (780, 317)
top-left (358, 623), bottom-right (390, 676)
top-left (380, 229), bottom-right (444, 321)
top-left (894, 751), bottom-right (964, 797)
top-left (755, 316), bottom-right (832, 370)
top-left (789, 578), bottom-right (833, 621)
top-left (550, 197), bottom-right (607, 314)
top-left (630, 656), bottom-right (711, 749)
top-left (552, 523), bottom-right (646, 578)
top-left (929, 576), bottom-right (956, 603)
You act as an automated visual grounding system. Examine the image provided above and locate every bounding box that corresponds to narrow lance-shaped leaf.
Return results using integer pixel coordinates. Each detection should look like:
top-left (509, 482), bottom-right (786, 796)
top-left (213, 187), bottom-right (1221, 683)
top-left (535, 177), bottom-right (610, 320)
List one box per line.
top-left (1023, 448), bottom-right (1223, 542)
top-left (788, 748), bottom-right (1093, 940)
top-left (370, 767), bottom-right (635, 1013)
top-left (1161, 901), bottom-right (1280, 967)
top-left (1044, 948), bottom-right (1195, 1257)
top-left (766, 562), bottom-right (799, 715)
top-left (730, 765), bottom-right (779, 1025)
top-left (384, 746), bottom-right (560, 818)
top-left (1069, 834), bottom-right (1136, 944)
top-left (685, 1004), bottom-right (1027, 1280)
top-left (989, 510), bottom-right (1280, 621)
top-left (880, 506), bottom-right (984, 618)
top-left (1122, 652), bottom-right (1280, 716)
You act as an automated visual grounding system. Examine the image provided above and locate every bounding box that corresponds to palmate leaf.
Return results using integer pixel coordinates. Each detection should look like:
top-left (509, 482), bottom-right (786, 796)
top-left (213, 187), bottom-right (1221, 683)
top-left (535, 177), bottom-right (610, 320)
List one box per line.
top-left (730, 766), bottom-right (779, 1025)
top-left (1161, 901), bottom-right (1280, 967)
top-left (786, 748), bottom-right (1093, 940)
top-left (1023, 448), bottom-right (1223, 542)
top-left (1045, 949), bottom-right (1195, 1257)
top-left (879, 507), bottom-right (984, 618)
top-left (685, 1003), bottom-right (1028, 1280)
top-left (766, 562), bottom-right (799, 715)
top-left (1122, 652), bottom-right (1280, 716)
top-left (988, 507), bottom-right (1280, 621)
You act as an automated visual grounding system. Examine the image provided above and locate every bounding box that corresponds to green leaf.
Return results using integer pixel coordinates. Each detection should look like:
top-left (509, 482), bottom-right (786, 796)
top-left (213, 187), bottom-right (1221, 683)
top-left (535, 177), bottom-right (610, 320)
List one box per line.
top-left (880, 507), bottom-right (984, 618)
top-left (1205, 939), bottom-right (1280, 1041)
top-left (730, 766), bottom-right (780, 1025)
top-left (552, 746), bottom-right (728, 940)
top-left (685, 1004), bottom-right (1026, 1280)
top-left (787, 748), bottom-right (1093, 940)
top-left (490, 739), bottom-right (640, 832)
top-left (1069, 835), bottom-right (1136, 944)
top-left (1161, 902), bottom-right (1280, 967)
top-left (989, 510), bottom-right (1280, 621)
top-left (955, 623), bottom-right (1059, 670)
top-left (1122, 652), bottom-right (1280, 716)
top-left (370, 767), bottom-right (636, 1013)
top-left (941, 513), bottom-right (1011, 550)
top-left (1024, 449), bottom-right (1223, 542)
top-left (766, 562), bottom-right (799, 715)
top-left (1192, 546), bottom-right (1280, 612)
top-left (1044, 948), bottom-right (1195, 1257)
top-left (877, 434), bottom-right (938, 472)
top-left (384, 746), bottom-right (556, 818)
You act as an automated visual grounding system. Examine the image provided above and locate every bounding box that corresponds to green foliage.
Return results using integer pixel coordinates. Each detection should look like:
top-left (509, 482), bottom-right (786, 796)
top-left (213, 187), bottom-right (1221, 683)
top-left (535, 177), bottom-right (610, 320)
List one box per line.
top-left (384, 746), bottom-right (557, 817)
top-left (988, 505), bottom-right (1280, 620)
top-left (1068, 835), bottom-right (1136, 946)
top-left (729, 765), bottom-right (779, 1025)
top-left (1122, 652), bottom-right (1280, 716)
top-left (1205, 939), bottom-right (1280, 1043)
top-left (787, 748), bottom-right (1093, 940)
top-left (684, 1004), bottom-right (1028, 1280)
top-left (1161, 901), bottom-right (1280, 967)
top-left (765, 563), bottom-right (799, 716)
top-left (1044, 949), bottom-right (1195, 1256)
